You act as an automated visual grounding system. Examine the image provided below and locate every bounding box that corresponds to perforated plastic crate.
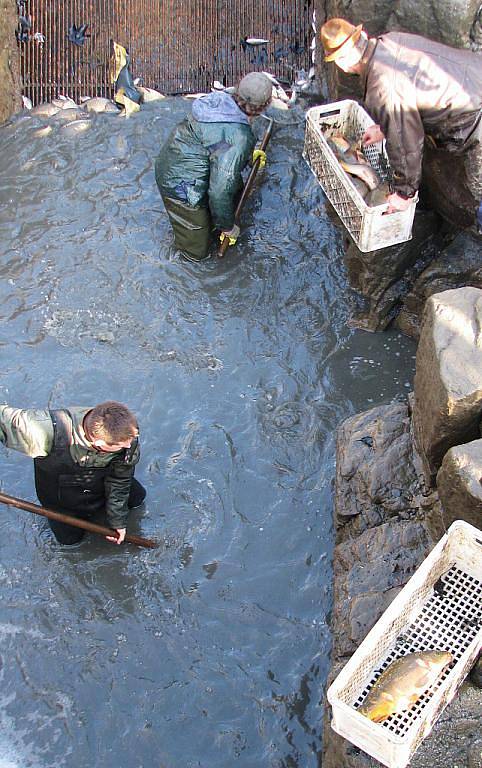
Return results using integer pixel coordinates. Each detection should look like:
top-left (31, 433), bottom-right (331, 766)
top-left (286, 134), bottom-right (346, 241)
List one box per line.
top-left (303, 100), bottom-right (418, 252)
top-left (327, 520), bottom-right (482, 768)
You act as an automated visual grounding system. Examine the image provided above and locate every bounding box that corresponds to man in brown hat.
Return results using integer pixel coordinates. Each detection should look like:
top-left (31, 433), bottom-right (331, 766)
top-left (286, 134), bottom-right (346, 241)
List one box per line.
top-left (320, 18), bottom-right (482, 225)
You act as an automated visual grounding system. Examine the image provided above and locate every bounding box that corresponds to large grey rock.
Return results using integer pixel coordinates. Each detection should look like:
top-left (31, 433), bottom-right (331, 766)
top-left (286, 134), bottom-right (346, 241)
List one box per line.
top-left (436, 439), bottom-right (482, 529)
top-left (0, 0), bottom-right (21, 124)
top-left (335, 402), bottom-right (439, 540)
top-left (320, 0), bottom-right (481, 50)
top-left (413, 287), bottom-right (482, 481)
top-left (333, 519), bottom-right (431, 657)
top-left (333, 401), bottom-right (434, 658)
top-left (395, 231), bottom-right (482, 339)
top-left (387, 0), bottom-right (482, 49)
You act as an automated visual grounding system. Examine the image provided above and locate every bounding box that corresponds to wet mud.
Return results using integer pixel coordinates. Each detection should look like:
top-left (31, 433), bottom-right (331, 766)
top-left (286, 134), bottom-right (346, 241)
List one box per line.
top-left (0, 99), bottom-right (416, 767)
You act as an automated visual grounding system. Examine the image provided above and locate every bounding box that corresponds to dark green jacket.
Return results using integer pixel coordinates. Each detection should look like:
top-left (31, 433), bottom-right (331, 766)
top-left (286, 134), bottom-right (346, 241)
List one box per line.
top-left (155, 92), bottom-right (255, 230)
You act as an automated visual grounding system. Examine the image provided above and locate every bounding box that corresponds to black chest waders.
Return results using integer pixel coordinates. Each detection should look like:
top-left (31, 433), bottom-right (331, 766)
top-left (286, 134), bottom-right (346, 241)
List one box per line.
top-left (34, 410), bottom-right (109, 515)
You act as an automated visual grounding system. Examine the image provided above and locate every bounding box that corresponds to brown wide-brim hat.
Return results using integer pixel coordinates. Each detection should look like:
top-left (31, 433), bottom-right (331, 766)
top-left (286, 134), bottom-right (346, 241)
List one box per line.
top-left (321, 18), bottom-right (363, 62)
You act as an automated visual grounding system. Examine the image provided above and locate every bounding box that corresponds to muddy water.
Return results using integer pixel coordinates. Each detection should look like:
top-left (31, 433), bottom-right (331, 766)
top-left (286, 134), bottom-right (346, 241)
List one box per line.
top-left (0, 99), bottom-right (416, 768)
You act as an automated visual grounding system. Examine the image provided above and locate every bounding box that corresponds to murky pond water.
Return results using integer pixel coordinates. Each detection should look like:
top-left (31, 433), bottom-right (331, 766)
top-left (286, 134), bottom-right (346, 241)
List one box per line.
top-left (0, 99), bottom-right (416, 768)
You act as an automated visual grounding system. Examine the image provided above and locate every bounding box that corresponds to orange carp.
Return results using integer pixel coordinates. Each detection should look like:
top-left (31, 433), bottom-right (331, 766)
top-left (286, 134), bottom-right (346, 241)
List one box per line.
top-left (358, 650), bottom-right (453, 723)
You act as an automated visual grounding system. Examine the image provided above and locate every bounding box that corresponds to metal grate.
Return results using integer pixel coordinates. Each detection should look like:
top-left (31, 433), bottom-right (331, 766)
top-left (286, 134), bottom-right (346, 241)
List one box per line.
top-left (16, 0), bottom-right (314, 105)
top-left (353, 565), bottom-right (482, 737)
top-left (303, 124), bottom-right (363, 238)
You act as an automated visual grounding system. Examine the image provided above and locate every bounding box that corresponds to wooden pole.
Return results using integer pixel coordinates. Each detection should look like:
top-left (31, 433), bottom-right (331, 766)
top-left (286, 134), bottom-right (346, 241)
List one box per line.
top-left (218, 117), bottom-right (274, 258)
top-left (0, 491), bottom-right (158, 549)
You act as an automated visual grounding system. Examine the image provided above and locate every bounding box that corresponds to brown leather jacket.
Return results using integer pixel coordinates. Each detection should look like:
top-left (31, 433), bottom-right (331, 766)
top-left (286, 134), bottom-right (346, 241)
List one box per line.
top-left (359, 32), bottom-right (482, 197)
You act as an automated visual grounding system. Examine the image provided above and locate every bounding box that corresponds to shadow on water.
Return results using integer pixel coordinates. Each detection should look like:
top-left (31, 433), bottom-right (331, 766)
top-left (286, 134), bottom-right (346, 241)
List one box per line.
top-left (0, 98), bottom-right (416, 767)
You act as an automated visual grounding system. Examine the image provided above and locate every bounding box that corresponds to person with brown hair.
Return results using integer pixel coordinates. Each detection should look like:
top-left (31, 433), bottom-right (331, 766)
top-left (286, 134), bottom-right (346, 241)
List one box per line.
top-left (0, 401), bottom-right (145, 545)
top-left (320, 18), bottom-right (482, 225)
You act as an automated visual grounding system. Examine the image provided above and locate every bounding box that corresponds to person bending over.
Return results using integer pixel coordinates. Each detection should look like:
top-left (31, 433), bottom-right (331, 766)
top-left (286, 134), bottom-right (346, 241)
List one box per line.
top-left (320, 18), bottom-right (482, 226)
top-left (155, 72), bottom-right (273, 261)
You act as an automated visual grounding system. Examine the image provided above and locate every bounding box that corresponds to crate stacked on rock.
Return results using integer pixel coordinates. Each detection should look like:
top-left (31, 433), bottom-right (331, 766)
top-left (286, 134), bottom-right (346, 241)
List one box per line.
top-left (303, 100), bottom-right (418, 252)
top-left (326, 520), bottom-right (482, 768)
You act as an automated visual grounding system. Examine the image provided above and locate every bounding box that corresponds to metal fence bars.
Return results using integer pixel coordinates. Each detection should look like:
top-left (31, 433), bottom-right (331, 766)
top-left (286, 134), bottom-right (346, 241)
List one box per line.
top-left (17, 0), bottom-right (313, 105)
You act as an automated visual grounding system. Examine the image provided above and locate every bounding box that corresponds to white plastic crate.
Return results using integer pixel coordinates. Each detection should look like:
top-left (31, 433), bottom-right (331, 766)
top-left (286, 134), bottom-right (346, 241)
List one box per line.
top-left (327, 520), bottom-right (482, 768)
top-left (303, 100), bottom-right (418, 252)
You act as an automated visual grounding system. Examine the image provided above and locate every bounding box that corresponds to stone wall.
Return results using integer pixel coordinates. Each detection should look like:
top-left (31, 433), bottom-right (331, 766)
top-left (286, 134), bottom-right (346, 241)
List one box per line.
top-left (322, 286), bottom-right (482, 768)
top-left (0, 0), bottom-right (20, 123)
top-left (412, 287), bottom-right (482, 482)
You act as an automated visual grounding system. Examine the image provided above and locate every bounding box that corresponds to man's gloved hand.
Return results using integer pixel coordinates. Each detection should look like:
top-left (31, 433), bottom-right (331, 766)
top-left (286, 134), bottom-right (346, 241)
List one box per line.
top-left (252, 149), bottom-right (267, 169)
top-left (219, 224), bottom-right (240, 246)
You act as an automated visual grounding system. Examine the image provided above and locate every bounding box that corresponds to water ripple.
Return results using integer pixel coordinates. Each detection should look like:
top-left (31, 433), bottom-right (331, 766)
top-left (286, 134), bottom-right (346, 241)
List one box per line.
top-left (0, 97), bottom-right (416, 768)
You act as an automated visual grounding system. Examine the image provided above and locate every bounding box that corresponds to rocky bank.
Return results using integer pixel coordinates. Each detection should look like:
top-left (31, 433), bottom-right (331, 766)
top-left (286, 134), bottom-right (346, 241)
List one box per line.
top-left (322, 287), bottom-right (482, 768)
top-left (314, 10), bottom-right (482, 757)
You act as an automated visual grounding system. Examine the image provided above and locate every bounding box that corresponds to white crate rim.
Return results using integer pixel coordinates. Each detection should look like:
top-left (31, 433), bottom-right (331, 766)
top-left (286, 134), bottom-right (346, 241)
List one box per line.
top-left (353, 564), bottom-right (480, 734)
top-left (327, 520), bottom-right (482, 765)
top-left (305, 100), bottom-right (392, 189)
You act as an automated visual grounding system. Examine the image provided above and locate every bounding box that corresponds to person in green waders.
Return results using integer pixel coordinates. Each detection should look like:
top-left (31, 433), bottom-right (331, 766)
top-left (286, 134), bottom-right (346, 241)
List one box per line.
top-left (154, 72), bottom-right (273, 261)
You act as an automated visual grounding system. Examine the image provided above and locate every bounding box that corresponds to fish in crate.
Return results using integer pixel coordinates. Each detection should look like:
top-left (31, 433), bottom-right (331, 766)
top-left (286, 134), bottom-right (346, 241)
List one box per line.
top-left (325, 132), bottom-right (391, 208)
top-left (357, 650), bottom-right (453, 722)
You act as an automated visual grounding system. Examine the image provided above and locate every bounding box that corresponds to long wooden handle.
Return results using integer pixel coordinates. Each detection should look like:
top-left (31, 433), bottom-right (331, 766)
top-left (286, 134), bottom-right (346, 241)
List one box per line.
top-left (218, 117), bottom-right (274, 258)
top-left (0, 491), bottom-right (158, 549)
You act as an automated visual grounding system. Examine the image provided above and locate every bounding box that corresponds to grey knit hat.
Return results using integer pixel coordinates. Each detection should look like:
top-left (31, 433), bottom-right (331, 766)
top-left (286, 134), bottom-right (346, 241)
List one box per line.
top-left (236, 72), bottom-right (272, 106)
